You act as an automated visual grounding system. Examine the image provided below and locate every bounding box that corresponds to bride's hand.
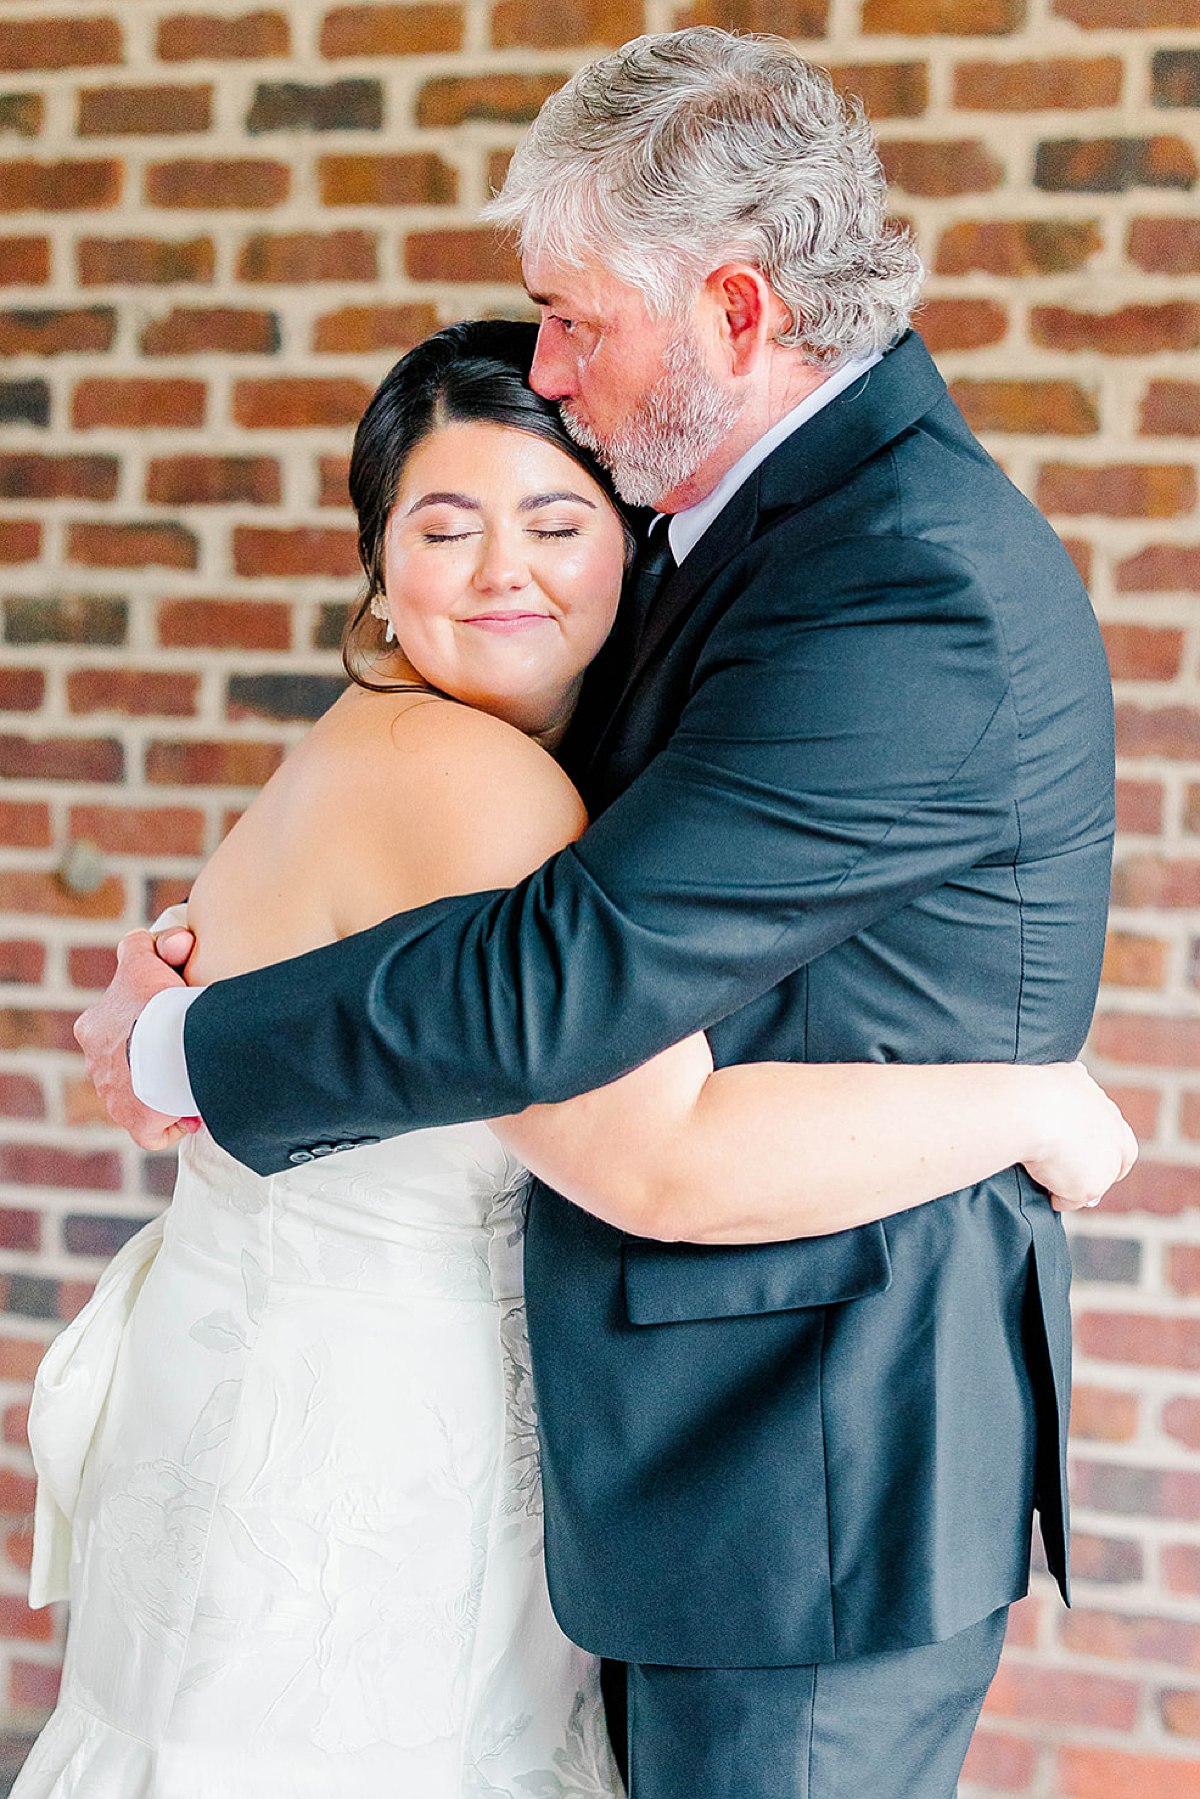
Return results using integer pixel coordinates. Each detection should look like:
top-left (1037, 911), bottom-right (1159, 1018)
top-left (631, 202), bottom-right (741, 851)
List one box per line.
top-left (1020, 1062), bottom-right (1138, 1213)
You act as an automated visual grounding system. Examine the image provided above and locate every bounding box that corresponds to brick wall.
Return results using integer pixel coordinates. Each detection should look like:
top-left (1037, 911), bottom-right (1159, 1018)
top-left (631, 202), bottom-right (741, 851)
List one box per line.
top-left (0, 0), bottom-right (1197, 1792)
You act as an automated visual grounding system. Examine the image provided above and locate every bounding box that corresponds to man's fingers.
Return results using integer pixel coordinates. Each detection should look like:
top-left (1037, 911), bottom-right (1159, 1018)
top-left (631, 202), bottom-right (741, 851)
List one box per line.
top-left (116, 928), bottom-right (155, 965)
top-left (154, 929), bottom-right (194, 969)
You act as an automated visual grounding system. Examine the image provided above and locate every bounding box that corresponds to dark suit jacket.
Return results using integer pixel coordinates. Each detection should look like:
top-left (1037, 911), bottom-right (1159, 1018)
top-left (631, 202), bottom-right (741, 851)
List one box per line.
top-left (187, 331), bottom-right (1115, 1665)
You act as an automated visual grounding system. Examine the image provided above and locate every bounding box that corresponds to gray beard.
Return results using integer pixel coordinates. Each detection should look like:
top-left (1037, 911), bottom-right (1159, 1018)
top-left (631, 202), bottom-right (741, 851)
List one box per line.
top-left (561, 329), bottom-right (744, 509)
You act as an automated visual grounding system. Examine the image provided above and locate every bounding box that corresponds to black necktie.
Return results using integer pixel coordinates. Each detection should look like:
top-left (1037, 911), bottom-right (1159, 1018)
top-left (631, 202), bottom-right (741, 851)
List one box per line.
top-left (624, 521), bottom-right (675, 647)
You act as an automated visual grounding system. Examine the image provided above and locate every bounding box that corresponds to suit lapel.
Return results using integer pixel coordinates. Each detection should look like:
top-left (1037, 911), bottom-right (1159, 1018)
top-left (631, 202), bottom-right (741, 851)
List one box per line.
top-left (579, 331), bottom-right (949, 778)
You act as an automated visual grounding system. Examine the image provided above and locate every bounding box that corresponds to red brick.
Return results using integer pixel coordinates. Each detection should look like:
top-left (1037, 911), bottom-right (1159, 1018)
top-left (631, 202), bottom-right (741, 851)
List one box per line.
top-left (1161, 1690), bottom-right (1200, 1741)
top-left (1054, 0), bottom-right (1200, 22)
top-left (7, 1657), bottom-right (57, 1716)
top-left (233, 375), bottom-right (372, 428)
top-left (321, 3), bottom-right (463, 55)
top-left (140, 305), bottom-right (279, 355)
top-left (4, 1526), bottom-right (31, 1573)
top-left (145, 877), bottom-right (192, 919)
top-left (318, 454), bottom-right (351, 507)
top-left (955, 57), bottom-right (1121, 111)
top-left (146, 158), bottom-right (288, 209)
top-left (0, 95), bottom-right (42, 138)
top-left (0, 305), bottom-right (114, 354)
top-left (67, 945), bottom-right (118, 992)
top-left (312, 301), bottom-right (438, 354)
top-left (1180, 1096), bottom-right (1200, 1145)
top-left (0, 668), bottom-right (43, 712)
top-left (0, 452), bottom-right (116, 501)
top-left (0, 802), bottom-right (50, 849)
top-left (1062, 1607), bottom-right (1200, 1670)
top-left (1060, 1746), bottom-right (1200, 1799)
top-left (1089, 1159), bottom-right (1200, 1218)
top-left (0, 158), bottom-right (121, 212)
top-left (145, 738), bottom-right (285, 787)
top-left (1116, 546), bottom-right (1200, 593)
top-left (72, 376), bottom-right (206, 430)
top-left (236, 228), bottom-right (376, 283)
top-left (881, 139), bottom-right (1002, 197)
top-left (78, 235), bottom-right (214, 286)
top-left (1037, 463), bottom-right (1196, 519)
top-left (0, 17), bottom-right (121, 72)
top-left (1141, 381), bottom-right (1200, 438)
top-left (0, 236), bottom-right (50, 284)
top-left (145, 454), bottom-right (280, 506)
top-left (1037, 136), bottom-right (1197, 194)
top-left (0, 733), bottom-right (122, 783)
top-left (1101, 929), bottom-right (1169, 988)
top-left (2, 1403), bottom-right (29, 1446)
top-left (984, 1663), bottom-right (1138, 1730)
top-left (1061, 537), bottom-right (1092, 584)
top-left (1115, 778), bottom-right (1163, 836)
top-left (1113, 853), bottom-right (1200, 906)
top-left (492, 0), bottom-right (643, 48)
top-left (1070, 1531), bottom-right (1144, 1584)
top-left (1076, 1312), bottom-right (1200, 1372)
top-left (0, 521), bottom-right (41, 566)
top-left (1164, 1546), bottom-right (1200, 1599)
top-left (0, 1337), bottom-right (49, 1381)
top-left (1116, 705), bottom-right (1200, 760)
top-left (232, 524), bottom-right (359, 577)
top-left (950, 379), bottom-right (1097, 436)
top-left (0, 871), bottom-right (125, 919)
top-left (63, 1074), bottom-right (111, 1122)
top-left (1032, 303), bottom-right (1200, 356)
top-left (69, 804), bottom-right (205, 857)
top-left (67, 521), bottom-right (198, 571)
top-left (66, 669), bottom-right (199, 717)
top-left (158, 11), bottom-right (290, 61)
top-left (1189, 786), bottom-right (1200, 835)
top-left (962, 1727), bottom-right (1037, 1791)
top-left (1129, 217), bottom-right (1200, 276)
top-left (826, 62), bottom-right (928, 119)
top-left (78, 83), bottom-right (211, 137)
top-left (4, 595), bottom-right (126, 646)
top-left (1071, 1382), bottom-right (1139, 1443)
top-left (0, 1596), bottom-right (52, 1643)
top-left (0, 940), bottom-right (45, 984)
top-left (867, 0), bottom-right (1026, 23)
top-left (0, 1144), bottom-right (121, 1192)
top-left (317, 153), bottom-right (456, 207)
top-left (1164, 1394), bottom-right (1200, 1448)
top-left (416, 73), bottom-right (567, 129)
top-left (404, 228), bottom-right (522, 284)
top-left (1103, 624), bottom-right (1185, 681)
top-left (0, 1211), bottom-right (38, 1252)
top-left (156, 597), bottom-right (291, 650)
top-left (916, 298), bottom-right (1007, 351)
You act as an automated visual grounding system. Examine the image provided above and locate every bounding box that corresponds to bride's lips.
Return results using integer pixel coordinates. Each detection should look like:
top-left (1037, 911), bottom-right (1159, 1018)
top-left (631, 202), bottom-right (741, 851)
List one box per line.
top-left (459, 612), bottom-right (553, 633)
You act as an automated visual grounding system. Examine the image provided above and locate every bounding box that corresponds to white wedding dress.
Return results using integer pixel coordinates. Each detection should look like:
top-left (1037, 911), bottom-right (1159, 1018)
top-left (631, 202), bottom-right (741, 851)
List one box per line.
top-left (16, 1123), bottom-right (624, 1799)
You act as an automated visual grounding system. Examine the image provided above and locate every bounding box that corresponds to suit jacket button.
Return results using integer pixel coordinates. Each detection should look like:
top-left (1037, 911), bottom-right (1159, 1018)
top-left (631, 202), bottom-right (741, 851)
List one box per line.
top-left (288, 1149), bottom-right (314, 1165)
top-left (310, 1143), bottom-right (334, 1158)
top-left (333, 1141), bottom-right (357, 1153)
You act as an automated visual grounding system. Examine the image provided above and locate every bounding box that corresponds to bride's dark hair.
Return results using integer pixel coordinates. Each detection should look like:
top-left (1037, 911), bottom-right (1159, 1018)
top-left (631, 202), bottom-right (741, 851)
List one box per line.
top-left (342, 319), bottom-right (636, 694)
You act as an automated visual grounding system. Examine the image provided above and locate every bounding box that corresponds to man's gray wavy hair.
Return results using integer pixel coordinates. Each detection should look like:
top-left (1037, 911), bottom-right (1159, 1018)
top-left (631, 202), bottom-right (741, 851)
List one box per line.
top-left (484, 28), bottom-right (923, 369)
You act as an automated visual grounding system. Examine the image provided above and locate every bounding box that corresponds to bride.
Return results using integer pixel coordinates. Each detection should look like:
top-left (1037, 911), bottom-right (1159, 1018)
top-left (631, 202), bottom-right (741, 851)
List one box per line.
top-left (16, 322), bottom-right (1134, 1799)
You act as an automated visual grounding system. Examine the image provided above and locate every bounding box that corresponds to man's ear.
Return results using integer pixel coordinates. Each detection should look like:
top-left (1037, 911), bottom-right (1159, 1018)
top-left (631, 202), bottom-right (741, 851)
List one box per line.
top-left (705, 264), bottom-right (780, 377)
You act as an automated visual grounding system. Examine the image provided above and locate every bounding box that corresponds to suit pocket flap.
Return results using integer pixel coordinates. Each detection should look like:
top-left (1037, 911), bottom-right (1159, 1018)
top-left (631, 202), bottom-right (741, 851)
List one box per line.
top-left (622, 1222), bottom-right (892, 1326)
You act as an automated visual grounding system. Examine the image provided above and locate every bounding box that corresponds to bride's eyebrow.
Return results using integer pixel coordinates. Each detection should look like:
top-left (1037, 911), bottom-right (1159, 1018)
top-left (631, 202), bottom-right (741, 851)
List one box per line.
top-left (518, 491), bottom-right (597, 512)
top-left (406, 491), bottom-right (480, 513)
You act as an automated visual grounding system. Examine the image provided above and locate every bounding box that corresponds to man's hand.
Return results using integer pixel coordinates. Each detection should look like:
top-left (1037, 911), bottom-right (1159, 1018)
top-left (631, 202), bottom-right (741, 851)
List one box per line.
top-left (74, 929), bottom-right (199, 1150)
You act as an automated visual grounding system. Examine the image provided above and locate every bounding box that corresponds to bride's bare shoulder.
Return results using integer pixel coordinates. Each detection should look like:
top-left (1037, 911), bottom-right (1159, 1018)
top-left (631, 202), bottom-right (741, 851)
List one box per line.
top-left (315, 686), bottom-right (588, 923)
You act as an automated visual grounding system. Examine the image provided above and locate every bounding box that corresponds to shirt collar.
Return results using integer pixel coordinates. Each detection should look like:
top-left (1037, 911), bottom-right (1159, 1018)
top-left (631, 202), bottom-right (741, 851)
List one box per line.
top-left (662, 350), bottom-right (884, 566)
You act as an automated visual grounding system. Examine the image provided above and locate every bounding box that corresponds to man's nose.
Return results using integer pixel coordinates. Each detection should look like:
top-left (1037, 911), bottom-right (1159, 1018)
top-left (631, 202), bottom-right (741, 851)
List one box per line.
top-left (529, 324), bottom-right (576, 401)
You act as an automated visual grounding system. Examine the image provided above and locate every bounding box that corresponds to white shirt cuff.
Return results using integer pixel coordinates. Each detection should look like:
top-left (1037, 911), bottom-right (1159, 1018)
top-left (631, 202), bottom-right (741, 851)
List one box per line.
top-left (129, 986), bottom-right (205, 1119)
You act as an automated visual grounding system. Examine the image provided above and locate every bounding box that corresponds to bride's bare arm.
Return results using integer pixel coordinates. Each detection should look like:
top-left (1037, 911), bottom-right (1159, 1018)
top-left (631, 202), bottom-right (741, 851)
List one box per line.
top-left (495, 1045), bottom-right (1136, 1244)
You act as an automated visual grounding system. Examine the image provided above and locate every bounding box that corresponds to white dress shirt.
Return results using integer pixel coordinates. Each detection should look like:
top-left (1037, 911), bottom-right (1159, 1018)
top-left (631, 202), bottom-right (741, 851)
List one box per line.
top-left (129, 349), bottom-right (883, 1121)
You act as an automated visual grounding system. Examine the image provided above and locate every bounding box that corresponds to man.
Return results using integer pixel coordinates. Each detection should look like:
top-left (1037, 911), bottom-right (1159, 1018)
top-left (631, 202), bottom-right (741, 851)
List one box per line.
top-left (78, 30), bottom-right (1115, 1798)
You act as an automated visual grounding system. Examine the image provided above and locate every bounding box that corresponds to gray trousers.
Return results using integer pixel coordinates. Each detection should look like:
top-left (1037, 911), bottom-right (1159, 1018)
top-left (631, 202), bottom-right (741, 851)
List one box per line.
top-left (616, 1605), bottom-right (1009, 1799)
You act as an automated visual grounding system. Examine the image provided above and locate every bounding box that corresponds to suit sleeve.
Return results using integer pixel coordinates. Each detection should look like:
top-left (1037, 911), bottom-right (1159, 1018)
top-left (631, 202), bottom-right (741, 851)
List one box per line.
top-left (187, 534), bottom-right (1016, 1174)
